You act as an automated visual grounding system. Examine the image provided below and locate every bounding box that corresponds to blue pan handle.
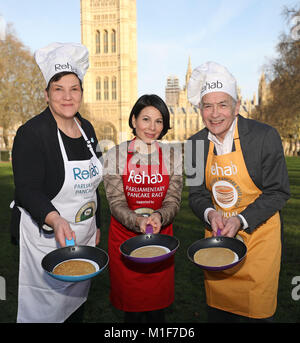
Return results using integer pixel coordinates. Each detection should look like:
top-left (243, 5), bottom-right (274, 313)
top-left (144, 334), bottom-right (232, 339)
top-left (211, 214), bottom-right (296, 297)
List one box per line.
top-left (65, 237), bottom-right (75, 246)
top-left (217, 229), bottom-right (222, 236)
top-left (145, 224), bottom-right (153, 234)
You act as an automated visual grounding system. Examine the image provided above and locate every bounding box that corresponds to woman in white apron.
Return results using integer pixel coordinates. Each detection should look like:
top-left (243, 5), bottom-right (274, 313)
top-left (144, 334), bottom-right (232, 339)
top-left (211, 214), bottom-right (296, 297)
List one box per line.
top-left (11, 43), bottom-right (103, 322)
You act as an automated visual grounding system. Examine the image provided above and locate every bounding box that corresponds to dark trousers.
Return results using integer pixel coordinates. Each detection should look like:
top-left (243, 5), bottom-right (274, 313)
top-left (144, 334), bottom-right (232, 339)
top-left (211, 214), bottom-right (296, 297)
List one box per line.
top-left (124, 309), bottom-right (165, 323)
top-left (207, 306), bottom-right (274, 323)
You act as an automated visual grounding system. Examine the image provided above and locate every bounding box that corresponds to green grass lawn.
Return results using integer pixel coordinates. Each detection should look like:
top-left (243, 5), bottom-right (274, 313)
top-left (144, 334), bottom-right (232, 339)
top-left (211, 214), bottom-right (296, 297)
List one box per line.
top-left (0, 158), bottom-right (299, 323)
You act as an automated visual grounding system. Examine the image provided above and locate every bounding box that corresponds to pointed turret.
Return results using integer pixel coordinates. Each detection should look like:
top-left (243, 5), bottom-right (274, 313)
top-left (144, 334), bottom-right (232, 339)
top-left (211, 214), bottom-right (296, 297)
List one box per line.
top-left (258, 72), bottom-right (267, 106)
top-left (185, 56), bottom-right (192, 86)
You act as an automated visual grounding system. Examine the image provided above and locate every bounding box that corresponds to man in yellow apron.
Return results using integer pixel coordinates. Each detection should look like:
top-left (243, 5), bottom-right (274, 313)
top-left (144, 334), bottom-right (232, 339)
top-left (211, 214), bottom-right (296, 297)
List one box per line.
top-left (186, 62), bottom-right (290, 322)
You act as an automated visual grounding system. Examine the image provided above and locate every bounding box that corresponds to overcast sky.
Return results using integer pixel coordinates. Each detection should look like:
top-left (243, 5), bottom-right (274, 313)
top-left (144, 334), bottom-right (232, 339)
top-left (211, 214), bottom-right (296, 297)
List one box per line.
top-left (0, 0), bottom-right (296, 100)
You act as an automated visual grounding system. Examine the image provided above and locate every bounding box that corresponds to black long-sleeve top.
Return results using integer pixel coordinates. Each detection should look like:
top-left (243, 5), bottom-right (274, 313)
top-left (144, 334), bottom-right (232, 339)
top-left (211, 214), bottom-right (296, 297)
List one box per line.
top-left (11, 107), bottom-right (102, 240)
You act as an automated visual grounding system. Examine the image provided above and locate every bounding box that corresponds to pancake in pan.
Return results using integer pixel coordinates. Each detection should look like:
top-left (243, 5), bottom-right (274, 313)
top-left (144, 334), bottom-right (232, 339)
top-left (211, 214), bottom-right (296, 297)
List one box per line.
top-left (53, 260), bottom-right (96, 276)
top-left (130, 245), bottom-right (168, 258)
top-left (193, 247), bottom-right (236, 267)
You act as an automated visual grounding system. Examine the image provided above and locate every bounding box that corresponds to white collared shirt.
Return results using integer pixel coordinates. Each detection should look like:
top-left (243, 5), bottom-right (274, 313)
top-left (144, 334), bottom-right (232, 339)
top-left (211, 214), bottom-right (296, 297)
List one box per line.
top-left (207, 117), bottom-right (237, 155)
top-left (204, 118), bottom-right (248, 229)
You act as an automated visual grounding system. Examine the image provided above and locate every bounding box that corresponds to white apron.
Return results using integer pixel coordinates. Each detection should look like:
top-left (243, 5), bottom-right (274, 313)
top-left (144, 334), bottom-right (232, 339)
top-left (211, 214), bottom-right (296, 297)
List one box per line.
top-left (17, 118), bottom-right (102, 323)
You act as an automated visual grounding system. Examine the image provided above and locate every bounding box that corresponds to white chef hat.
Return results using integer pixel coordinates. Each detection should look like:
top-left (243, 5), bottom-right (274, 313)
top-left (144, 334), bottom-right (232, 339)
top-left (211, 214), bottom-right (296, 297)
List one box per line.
top-left (187, 61), bottom-right (237, 107)
top-left (34, 42), bottom-right (89, 85)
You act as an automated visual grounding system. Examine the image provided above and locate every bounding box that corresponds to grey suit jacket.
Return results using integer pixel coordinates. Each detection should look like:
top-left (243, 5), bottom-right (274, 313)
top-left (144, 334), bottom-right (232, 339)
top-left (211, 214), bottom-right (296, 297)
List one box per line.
top-left (187, 114), bottom-right (290, 233)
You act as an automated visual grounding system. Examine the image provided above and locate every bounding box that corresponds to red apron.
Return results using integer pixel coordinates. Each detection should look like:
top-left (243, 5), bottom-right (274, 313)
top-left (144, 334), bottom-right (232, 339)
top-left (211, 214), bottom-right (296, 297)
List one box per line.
top-left (108, 139), bottom-right (174, 312)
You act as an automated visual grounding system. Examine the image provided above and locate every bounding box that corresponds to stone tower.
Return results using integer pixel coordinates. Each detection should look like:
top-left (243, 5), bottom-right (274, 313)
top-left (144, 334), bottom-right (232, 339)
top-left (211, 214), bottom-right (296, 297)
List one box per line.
top-left (165, 57), bottom-right (193, 108)
top-left (80, 0), bottom-right (137, 144)
top-left (165, 75), bottom-right (180, 106)
top-left (258, 72), bottom-right (271, 106)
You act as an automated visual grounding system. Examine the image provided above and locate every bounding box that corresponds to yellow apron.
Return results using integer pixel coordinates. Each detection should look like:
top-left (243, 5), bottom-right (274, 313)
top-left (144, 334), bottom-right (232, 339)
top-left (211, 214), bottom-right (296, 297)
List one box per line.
top-left (204, 119), bottom-right (281, 319)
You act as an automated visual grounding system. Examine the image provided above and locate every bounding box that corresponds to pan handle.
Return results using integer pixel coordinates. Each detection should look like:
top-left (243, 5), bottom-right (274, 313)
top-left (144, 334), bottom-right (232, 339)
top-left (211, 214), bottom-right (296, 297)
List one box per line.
top-left (66, 238), bottom-right (75, 246)
top-left (217, 229), bottom-right (222, 236)
top-left (145, 224), bottom-right (153, 234)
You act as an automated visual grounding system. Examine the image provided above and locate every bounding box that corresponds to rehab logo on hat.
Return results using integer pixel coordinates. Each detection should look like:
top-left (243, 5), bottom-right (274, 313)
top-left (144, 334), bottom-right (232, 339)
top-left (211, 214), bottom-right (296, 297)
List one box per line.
top-left (187, 61), bottom-right (237, 107)
top-left (54, 62), bottom-right (77, 73)
top-left (201, 80), bottom-right (224, 94)
top-left (34, 42), bottom-right (89, 85)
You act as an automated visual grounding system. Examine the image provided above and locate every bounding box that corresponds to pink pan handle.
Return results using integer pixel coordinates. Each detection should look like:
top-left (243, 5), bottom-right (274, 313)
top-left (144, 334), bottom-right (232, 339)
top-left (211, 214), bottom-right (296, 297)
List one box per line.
top-left (146, 224), bottom-right (153, 234)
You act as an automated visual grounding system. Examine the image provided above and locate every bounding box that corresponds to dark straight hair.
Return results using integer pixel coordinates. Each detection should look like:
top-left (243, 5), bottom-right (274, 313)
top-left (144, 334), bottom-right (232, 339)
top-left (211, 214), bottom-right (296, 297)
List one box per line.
top-left (45, 71), bottom-right (83, 93)
top-left (128, 94), bottom-right (171, 139)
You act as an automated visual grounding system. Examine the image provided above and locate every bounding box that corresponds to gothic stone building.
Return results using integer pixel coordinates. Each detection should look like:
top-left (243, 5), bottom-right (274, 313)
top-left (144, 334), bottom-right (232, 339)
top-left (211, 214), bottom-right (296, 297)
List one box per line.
top-left (81, 0), bottom-right (256, 145)
top-left (164, 57), bottom-right (256, 141)
top-left (81, 0), bottom-right (137, 146)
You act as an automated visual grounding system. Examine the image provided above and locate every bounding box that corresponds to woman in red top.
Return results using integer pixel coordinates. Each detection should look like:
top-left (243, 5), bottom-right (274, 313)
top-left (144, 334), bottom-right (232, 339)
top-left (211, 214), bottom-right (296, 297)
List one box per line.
top-left (103, 94), bottom-right (183, 323)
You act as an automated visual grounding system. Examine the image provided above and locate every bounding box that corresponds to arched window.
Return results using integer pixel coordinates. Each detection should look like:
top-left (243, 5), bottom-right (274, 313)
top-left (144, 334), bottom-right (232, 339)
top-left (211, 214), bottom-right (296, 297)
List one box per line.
top-left (99, 123), bottom-right (117, 145)
top-left (96, 30), bottom-right (101, 54)
top-left (104, 125), bottom-right (115, 141)
top-left (96, 77), bottom-right (101, 100)
top-left (104, 30), bottom-right (108, 53)
top-left (104, 77), bottom-right (109, 100)
top-left (112, 76), bottom-right (117, 100)
top-left (111, 29), bottom-right (116, 53)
